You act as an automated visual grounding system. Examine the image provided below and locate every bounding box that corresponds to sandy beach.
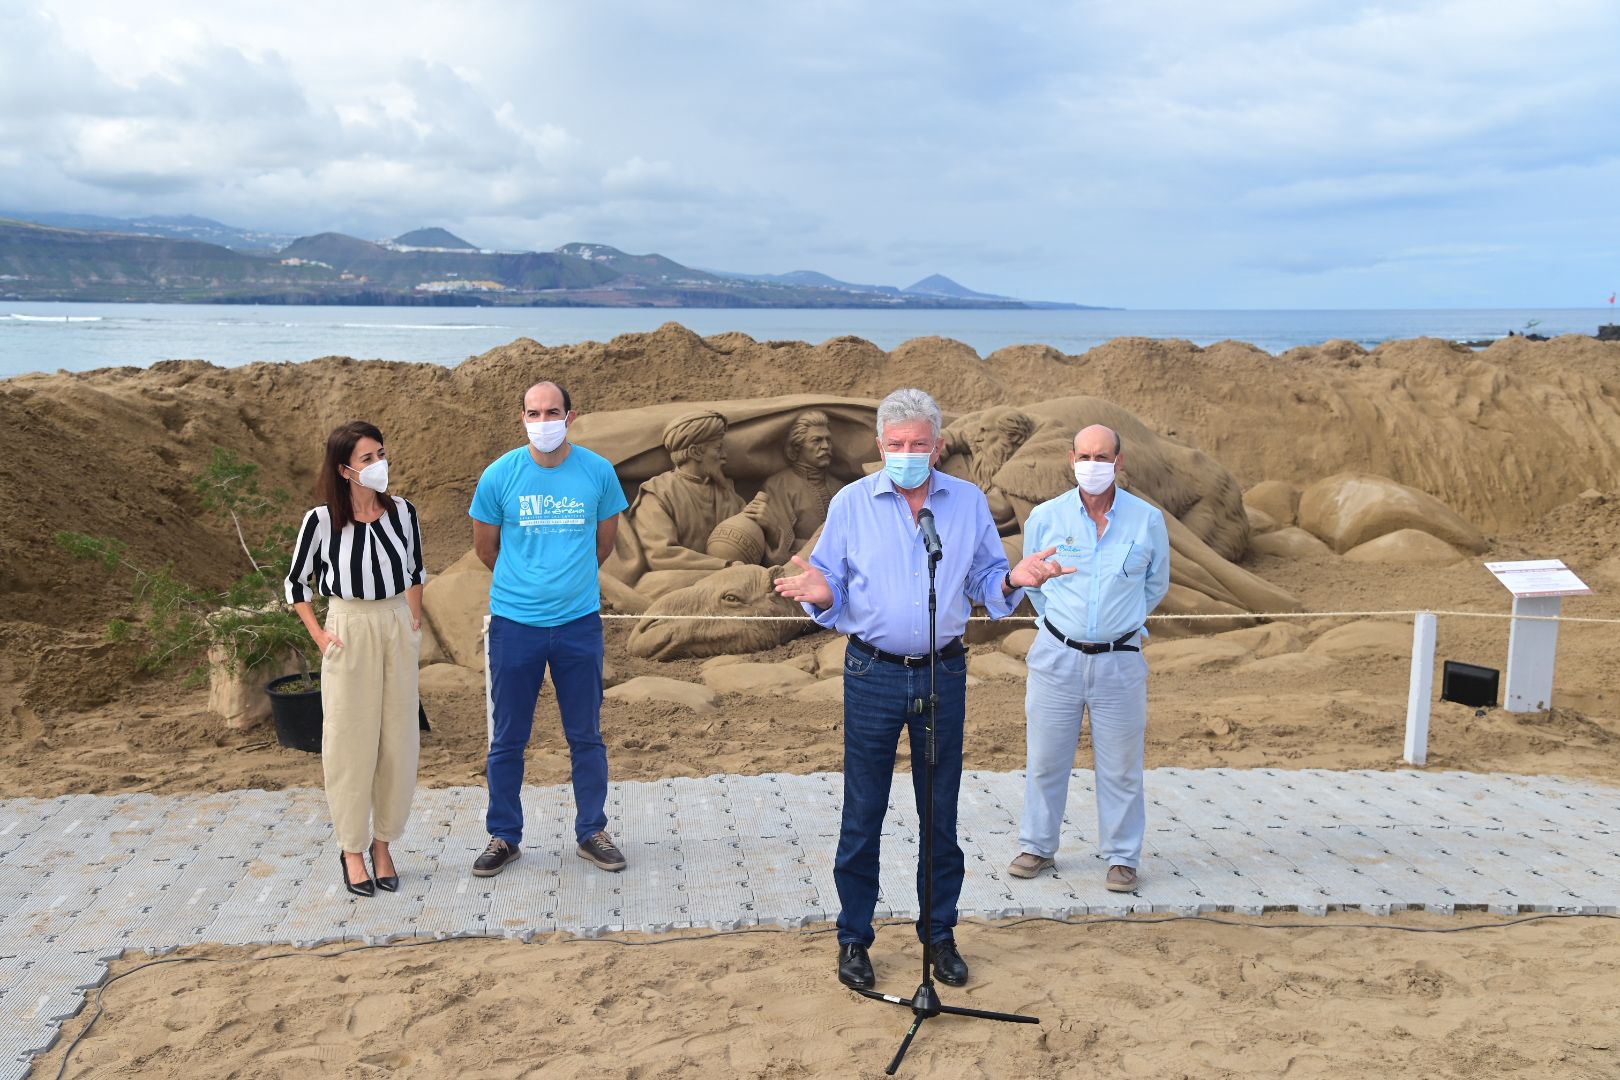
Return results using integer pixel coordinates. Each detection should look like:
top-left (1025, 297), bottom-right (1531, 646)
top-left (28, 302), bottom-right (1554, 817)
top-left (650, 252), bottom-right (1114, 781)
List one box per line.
top-left (30, 914), bottom-right (1620, 1078)
top-left (5, 326), bottom-right (1620, 1077)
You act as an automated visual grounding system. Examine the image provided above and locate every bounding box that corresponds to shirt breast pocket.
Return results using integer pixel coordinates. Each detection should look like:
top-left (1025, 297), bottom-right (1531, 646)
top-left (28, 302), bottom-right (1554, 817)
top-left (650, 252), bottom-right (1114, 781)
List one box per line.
top-left (1116, 544), bottom-right (1151, 579)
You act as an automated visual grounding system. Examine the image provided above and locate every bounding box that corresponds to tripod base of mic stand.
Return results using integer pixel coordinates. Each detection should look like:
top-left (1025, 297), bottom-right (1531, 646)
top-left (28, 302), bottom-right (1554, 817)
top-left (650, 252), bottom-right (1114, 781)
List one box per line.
top-left (853, 983), bottom-right (1039, 1075)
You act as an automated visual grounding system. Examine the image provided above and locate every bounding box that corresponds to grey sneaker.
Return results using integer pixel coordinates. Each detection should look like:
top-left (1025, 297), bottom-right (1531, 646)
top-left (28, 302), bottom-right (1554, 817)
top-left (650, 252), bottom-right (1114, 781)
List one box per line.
top-left (577, 831), bottom-right (627, 872)
top-left (471, 837), bottom-right (520, 877)
top-left (1007, 852), bottom-right (1055, 879)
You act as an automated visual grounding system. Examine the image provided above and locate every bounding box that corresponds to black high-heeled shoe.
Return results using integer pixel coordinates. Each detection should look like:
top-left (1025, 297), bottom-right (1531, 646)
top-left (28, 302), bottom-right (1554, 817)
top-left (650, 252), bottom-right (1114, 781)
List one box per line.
top-left (341, 851), bottom-right (375, 898)
top-left (369, 842), bottom-right (399, 893)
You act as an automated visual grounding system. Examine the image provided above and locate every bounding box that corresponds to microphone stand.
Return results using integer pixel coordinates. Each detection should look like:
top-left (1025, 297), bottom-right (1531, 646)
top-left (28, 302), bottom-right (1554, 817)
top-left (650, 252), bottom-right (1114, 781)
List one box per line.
top-left (851, 531), bottom-right (1039, 1074)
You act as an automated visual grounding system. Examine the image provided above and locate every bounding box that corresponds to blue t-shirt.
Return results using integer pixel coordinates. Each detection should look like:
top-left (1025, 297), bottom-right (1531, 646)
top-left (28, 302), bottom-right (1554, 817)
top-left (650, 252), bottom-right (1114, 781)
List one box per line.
top-left (469, 444), bottom-right (629, 628)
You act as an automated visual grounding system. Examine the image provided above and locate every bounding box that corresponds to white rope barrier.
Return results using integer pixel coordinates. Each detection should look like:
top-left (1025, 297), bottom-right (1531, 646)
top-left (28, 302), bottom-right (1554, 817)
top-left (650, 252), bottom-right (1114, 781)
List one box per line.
top-left (594, 604), bottom-right (1614, 769)
top-left (599, 609), bottom-right (1620, 624)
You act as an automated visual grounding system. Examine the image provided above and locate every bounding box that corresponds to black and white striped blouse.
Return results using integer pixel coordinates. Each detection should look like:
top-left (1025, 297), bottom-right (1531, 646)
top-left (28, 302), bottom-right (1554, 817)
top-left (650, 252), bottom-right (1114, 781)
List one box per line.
top-left (284, 497), bottom-right (426, 603)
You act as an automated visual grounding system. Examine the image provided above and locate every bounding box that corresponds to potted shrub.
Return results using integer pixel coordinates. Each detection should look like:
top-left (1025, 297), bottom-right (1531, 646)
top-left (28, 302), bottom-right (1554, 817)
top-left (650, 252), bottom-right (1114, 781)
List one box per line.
top-left (58, 448), bottom-right (324, 749)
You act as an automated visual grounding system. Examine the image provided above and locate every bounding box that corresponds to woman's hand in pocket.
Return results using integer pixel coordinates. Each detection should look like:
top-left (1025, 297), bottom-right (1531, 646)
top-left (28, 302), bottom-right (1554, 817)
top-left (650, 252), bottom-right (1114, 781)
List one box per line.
top-left (314, 627), bottom-right (345, 657)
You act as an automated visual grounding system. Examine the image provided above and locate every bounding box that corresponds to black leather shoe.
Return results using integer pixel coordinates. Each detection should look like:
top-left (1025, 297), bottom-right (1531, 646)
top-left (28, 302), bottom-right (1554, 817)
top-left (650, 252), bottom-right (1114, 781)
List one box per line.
top-left (340, 852), bottom-right (375, 898)
top-left (369, 843), bottom-right (399, 893)
top-left (932, 940), bottom-right (969, 987)
top-left (838, 943), bottom-right (875, 989)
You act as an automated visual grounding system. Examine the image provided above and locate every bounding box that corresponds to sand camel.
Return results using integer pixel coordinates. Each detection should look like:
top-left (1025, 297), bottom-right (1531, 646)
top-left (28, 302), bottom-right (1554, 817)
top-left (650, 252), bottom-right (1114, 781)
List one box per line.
top-left (624, 563), bottom-right (813, 660)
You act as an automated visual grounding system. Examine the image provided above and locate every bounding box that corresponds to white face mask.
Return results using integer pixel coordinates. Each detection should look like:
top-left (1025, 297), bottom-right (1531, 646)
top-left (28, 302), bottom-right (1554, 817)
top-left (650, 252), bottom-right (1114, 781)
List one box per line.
top-left (1073, 460), bottom-right (1115, 496)
top-left (526, 419), bottom-right (568, 454)
top-left (350, 458), bottom-right (389, 493)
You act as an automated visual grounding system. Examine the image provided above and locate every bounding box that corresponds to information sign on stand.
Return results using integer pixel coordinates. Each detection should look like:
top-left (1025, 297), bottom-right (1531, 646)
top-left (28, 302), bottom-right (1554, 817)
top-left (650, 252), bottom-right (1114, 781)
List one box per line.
top-left (1484, 560), bottom-right (1591, 713)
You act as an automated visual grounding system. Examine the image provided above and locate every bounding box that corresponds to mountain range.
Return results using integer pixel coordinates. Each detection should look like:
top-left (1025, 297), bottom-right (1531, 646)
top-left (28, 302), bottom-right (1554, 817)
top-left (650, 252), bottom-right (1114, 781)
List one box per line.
top-left (0, 213), bottom-right (1104, 309)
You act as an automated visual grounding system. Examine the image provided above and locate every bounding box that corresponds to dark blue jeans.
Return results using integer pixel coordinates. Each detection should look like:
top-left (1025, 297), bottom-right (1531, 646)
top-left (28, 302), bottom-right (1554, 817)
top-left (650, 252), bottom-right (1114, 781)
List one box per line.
top-left (835, 643), bottom-right (968, 947)
top-left (485, 612), bottom-right (608, 846)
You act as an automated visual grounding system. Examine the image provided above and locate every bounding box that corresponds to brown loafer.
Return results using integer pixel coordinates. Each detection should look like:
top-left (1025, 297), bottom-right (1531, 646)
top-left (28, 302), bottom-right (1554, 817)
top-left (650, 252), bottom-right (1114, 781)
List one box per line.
top-left (1105, 864), bottom-right (1138, 893)
top-left (1007, 852), bottom-right (1055, 879)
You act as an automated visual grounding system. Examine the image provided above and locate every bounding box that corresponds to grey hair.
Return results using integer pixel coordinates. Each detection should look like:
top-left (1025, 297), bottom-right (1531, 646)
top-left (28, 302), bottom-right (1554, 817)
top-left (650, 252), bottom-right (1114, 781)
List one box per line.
top-left (875, 388), bottom-right (942, 442)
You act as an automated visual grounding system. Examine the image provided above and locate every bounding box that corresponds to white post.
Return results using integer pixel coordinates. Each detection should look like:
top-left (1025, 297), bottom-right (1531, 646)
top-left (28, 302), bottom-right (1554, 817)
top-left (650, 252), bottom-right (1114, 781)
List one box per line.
top-left (1404, 611), bottom-right (1437, 766)
top-left (1504, 595), bottom-right (1562, 712)
top-left (483, 614), bottom-right (495, 746)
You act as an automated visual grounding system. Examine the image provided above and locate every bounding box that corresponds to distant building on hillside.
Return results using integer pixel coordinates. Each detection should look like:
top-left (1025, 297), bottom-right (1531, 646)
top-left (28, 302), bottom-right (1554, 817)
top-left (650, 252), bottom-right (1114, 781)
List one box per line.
top-left (416, 279), bottom-right (506, 293)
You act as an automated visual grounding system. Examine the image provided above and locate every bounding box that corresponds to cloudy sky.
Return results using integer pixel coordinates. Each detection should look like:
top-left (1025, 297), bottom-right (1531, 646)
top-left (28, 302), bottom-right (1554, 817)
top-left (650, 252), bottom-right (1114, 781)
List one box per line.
top-left (3, 1), bottom-right (1617, 307)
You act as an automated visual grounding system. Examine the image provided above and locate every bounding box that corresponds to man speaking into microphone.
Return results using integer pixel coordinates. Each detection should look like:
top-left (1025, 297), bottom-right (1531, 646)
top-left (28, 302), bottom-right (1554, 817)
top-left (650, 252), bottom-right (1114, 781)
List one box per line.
top-left (774, 388), bottom-right (1072, 991)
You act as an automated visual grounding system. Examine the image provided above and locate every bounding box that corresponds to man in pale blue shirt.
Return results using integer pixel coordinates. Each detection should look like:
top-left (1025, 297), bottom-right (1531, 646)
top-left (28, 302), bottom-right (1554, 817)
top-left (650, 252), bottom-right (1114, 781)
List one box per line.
top-left (774, 387), bottom-right (1072, 992)
top-left (1008, 424), bottom-right (1171, 894)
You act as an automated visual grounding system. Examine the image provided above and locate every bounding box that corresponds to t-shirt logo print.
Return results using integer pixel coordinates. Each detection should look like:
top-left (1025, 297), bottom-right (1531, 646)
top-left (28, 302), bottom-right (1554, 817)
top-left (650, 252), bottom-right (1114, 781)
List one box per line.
top-left (519, 493), bottom-right (588, 530)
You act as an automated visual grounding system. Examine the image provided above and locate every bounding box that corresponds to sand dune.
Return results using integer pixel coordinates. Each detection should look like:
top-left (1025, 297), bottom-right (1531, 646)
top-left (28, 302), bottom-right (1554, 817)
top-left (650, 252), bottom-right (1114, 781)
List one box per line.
top-left (6, 328), bottom-right (1620, 638)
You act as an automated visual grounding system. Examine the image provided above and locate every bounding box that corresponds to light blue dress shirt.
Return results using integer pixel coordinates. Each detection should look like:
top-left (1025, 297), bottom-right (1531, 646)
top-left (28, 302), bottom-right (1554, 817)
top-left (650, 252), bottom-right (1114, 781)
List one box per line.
top-left (1022, 486), bottom-right (1171, 642)
top-left (805, 469), bottom-right (1022, 654)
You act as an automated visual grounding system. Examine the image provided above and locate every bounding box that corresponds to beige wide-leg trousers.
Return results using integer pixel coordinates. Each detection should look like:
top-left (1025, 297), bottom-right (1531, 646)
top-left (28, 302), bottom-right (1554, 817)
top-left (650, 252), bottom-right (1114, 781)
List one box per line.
top-left (321, 594), bottom-right (420, 853)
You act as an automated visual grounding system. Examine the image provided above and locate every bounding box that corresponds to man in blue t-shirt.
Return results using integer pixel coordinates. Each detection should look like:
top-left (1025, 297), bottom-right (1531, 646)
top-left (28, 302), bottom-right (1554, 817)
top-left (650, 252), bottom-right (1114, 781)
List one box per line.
top-left (468, 380), bottom-right (630, 878)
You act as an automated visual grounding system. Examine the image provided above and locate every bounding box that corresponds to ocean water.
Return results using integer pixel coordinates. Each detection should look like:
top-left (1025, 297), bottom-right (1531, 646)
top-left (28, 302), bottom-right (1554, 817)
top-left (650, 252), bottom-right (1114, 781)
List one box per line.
top-left (2, 301), bottom-right (1615, 379)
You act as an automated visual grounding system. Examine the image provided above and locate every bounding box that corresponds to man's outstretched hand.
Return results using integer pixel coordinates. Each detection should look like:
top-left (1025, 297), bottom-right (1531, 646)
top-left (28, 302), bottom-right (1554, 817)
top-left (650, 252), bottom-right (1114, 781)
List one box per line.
top-left (1009, 546), bottom-right (1076, 589)
top-left (774, 555), bottom-right (833, 609)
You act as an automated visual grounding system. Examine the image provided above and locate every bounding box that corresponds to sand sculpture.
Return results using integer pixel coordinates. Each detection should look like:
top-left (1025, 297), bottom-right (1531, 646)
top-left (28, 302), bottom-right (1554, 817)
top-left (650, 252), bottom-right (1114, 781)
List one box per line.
top-left (1236, 475), bottom-right (1486, 565)
top-left (1296, 472), bottom-right (1486, 554)
top-left (415, 392), bottom-right (1306, 662)
top-left (419, 393), bottom-right (1492, 663)
top-left (592, 397), bottom-right (876, 600)
top-left (939, 397), bottom-right (1298, 625)
top-left (411, 391), bottom-right (1500, 661)
top-left (943, 397), bottom-right (1251, 559)
top-left (581, 394), bottom-right (1299, 658)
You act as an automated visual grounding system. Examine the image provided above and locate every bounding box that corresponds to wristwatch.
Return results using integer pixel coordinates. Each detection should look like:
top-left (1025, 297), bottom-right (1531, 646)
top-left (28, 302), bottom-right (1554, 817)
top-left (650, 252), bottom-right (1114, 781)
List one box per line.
top-left (1003, 570), bottom-right (1016, 592)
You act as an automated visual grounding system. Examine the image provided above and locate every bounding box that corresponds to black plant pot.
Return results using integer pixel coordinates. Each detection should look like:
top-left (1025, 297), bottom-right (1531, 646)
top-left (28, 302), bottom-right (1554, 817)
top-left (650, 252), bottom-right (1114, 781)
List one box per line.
top-left (266, 673), bottom-right (323, 752)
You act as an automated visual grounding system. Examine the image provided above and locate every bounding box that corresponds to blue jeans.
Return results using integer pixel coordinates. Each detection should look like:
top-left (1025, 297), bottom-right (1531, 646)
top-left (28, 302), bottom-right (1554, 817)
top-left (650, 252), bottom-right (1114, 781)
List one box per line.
top-left (835, 643), bottom-right (968, 947)
top-left (485, 612), bottom-right (608, 846)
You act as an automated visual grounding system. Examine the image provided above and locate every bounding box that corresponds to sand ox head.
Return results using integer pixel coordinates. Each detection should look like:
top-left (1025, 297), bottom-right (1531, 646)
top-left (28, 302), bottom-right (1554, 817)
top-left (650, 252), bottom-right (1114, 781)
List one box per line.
top-left (624, 563), bottom-right (814, 660)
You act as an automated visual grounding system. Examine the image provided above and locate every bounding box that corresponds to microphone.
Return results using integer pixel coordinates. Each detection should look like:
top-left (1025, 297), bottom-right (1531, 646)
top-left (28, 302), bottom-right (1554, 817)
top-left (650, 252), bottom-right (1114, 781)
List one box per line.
top-left (917, 507), bottom-right (943, 561)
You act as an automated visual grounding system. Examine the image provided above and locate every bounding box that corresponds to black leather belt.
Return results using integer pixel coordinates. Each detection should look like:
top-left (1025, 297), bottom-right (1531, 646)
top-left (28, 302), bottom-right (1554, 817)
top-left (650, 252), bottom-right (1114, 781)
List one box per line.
top-left (848, 634), bottom-right (966, 668)
top-left (1043, 619), bottom-right (1141, 654)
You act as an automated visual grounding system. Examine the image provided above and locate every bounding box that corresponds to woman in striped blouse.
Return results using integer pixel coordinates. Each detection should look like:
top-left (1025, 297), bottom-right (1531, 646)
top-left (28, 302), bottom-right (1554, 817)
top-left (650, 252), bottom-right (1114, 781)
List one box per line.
top-left (286, 421), bottom-right (425, 898)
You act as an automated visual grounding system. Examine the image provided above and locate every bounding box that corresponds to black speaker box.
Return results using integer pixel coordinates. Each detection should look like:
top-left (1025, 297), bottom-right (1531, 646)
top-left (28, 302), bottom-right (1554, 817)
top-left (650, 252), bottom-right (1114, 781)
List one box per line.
top-left (1441, 660), bottom-right (1499, 708)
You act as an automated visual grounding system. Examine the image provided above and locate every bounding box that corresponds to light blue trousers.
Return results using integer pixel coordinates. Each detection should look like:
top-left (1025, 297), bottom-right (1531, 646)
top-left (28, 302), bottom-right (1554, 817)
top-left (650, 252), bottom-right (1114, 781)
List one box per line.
top-left (1019, 627), bottom-right (1149, 867)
